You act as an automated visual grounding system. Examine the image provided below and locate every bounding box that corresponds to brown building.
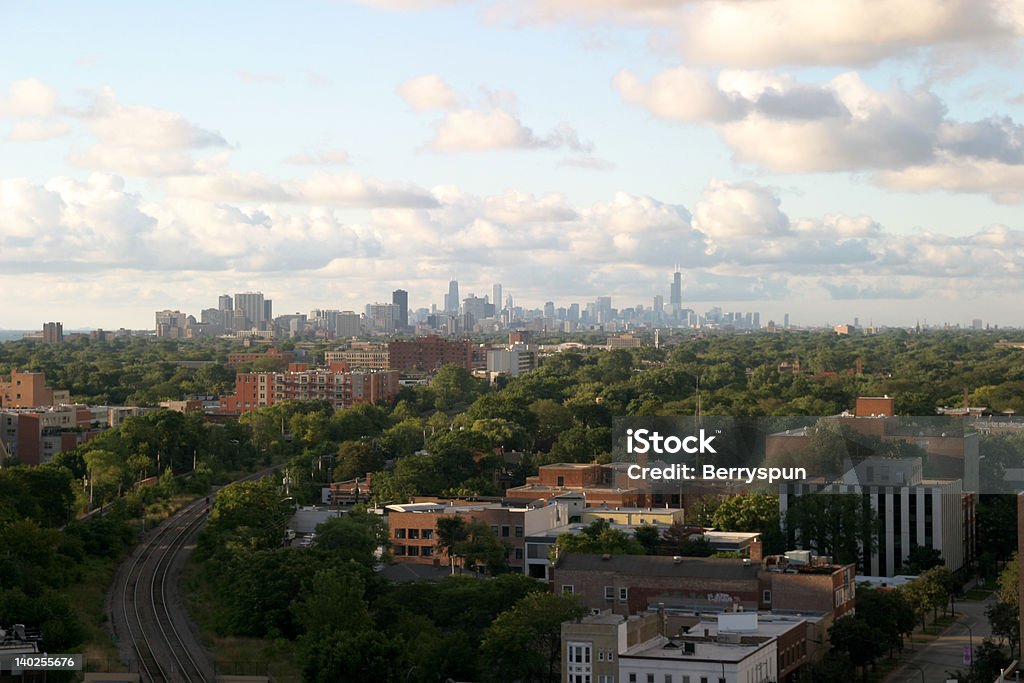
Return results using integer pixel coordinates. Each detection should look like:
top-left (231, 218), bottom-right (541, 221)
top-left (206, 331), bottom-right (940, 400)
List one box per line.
top-left (385, 501), bottom-right (569, 572)
top-left (388, 336), bottom-right (474, 373)
top-left (552, 552), bottom-right (855, 623)
top-left (220, 367), bottom-right (399, 414)
top-left (42, 322), bottom-right (63, 344)
top-left (0, 370), bottom-right (70, 408)
top-left (506, 462), bottom-right (649, 508)
top-left (324, 342), bottom-right (391, 370)
top-left (1, 405), bottom-right (95, 465)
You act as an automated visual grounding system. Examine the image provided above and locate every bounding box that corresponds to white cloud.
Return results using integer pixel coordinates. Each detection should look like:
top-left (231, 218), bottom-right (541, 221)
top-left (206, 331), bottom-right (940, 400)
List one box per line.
top-left (693, 180), bottom-right (789, 240)
top-left (430, 108), bottom-right (591, 152)
top-left (0, 79), bottom-right (59, 118)
top-left (295, 172), bottom-right (441, 208)
top-left (6, 121), bottom-right (71, 142)
top-left (398, 74), bottom-right (459, 111)
top-left (617, 67), bottom-right (1024, 199)
top-left (68, 87), bottom-right (228, 176)
top-left (488, 0), bottom-right (1024, 67)
top-left (285, 149), bottom-right (351, 165)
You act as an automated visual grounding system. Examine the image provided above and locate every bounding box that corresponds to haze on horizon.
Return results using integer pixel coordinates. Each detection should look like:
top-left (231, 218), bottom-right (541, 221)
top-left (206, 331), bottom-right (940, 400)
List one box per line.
top-left (2, 1), bottom-right (1024, 330)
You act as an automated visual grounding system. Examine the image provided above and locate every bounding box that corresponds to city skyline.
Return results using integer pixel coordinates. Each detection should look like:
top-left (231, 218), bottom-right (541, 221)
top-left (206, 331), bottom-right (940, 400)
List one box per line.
top-left (3, 2), bottom-right (1024, 329)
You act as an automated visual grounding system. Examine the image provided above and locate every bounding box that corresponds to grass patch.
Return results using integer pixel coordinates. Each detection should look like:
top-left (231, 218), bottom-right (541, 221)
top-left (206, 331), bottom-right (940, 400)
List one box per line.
top-left (965, 588), bottom-right (994, 601)
top-left (66, 554), bottom-right (127, 672)
top-left (182, 555), bottom-right (302, 683)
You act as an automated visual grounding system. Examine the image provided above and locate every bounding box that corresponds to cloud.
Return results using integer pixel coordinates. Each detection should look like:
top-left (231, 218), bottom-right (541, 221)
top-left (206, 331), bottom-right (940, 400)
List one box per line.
top-left (430, 109), bottom-right (591, 152)
top-left (489, 0), bottom-right (1024, 67)
top-left (68, 87), bottom-right (228, 176)
top-left (693, 180), bottom-right (789, 240)
top-left (0, 79), bottom-right (59, 118)
top-left (285, 149), bottom-right (351, 165)
top-left (398, 74), bottom-right (459, 111)
top-left (398, 75), bottom-right (593, 153)
top-left (6, 121), bottom-right (71, 142)
top-left (617, 67), bottom-right (1024, 199)
top-left (5, 172), bottom-right (1024, 318)
top-left (557, 156), bottom-right (616, 170)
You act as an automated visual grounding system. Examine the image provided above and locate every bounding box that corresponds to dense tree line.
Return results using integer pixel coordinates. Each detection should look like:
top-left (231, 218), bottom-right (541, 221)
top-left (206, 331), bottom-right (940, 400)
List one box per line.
top-left (194, 476), bottom-right (582, 682)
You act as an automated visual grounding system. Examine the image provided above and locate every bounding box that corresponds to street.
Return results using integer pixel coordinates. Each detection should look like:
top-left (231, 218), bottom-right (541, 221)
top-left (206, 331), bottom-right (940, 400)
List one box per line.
top-left (886, 596), bottom-right (997, 682)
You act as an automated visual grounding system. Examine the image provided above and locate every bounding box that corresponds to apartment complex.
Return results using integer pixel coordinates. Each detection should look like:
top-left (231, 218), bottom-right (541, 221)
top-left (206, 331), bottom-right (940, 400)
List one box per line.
top-left (0, 370), bottom-right (71, 408)
top-left (552, 552), bottom-right (855, 623)
top-left (324, 342), bottom-right (391, 370)
top-left (385, 501), bottom-right (570, 572)
top-left (388, 336), bottom-right (475, 373)
top-left (1, 405), bottom-right (95, 465)
top-left (219, 364), bottom-right (400, 413)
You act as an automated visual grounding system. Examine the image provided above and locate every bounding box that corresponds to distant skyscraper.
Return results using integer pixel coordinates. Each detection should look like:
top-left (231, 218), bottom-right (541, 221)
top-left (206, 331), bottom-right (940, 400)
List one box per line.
top-left (218, 295), bottom-right (233, 312)
top-left (784, 313), bottom-right (790, 329)
top-left (234, 292), bottom-right (266, 329)
top-left (444, 279), bottom-right (460, 313)
top-left (42, 322), bottom-right (63, 344)
top-left (670, 270), bottom-right (682, 307)
top-left (493, 284), bottom-right (503, 313)
top-left (392, 289), bottom-right (409, 330)
top-left (544, 301), bottom-right (555, 318)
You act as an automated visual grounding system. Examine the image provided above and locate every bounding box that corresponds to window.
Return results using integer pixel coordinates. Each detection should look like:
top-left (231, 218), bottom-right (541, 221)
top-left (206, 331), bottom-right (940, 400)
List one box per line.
top-left (408, 528), bottom-right (420, 540)
top-left (422, 546), bottom-right (433, 557)
top-left (629, 675), bottom-right (637, 683)
top-left (422, 529), bottom-right (433, 540)
top-left (562, 584), bottom-right (574, 594)
top-left (619, 587), bottom-right (628, 602)
top-left (515, 525), bottom-right (523, 537)
top-left (515, 549), bottom-right (523, 560)
top-left (647, 675), bottom-right (655, 683)
top-left (664, 676), bottom-right (672, 683)
top-left (502, 525), bottom-right (510, 537)
top-left (682, 677), bottom-right (690, 683)
top-left (393, 545), bottom-right (406, 556)
top-left (408, 546), bottom-right (420, 556)
top-left (394, 528), bottom-right (406, 539)
top-left (605, 586), bottom-right (615, 601)
top-left (490, 525), bottom-right (499, 535)
top-left (762, 590), bottom-right (772, 604)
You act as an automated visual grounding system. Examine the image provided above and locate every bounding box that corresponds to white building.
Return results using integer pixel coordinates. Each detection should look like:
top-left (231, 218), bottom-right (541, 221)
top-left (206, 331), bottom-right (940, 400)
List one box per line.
top-left (780, 456), bottom-right (968, 576)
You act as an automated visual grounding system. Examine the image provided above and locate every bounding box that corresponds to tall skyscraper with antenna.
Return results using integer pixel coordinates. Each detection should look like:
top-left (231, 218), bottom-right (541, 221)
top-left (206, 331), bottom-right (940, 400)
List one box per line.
top-left (444, 278), bottom-right (460, 314)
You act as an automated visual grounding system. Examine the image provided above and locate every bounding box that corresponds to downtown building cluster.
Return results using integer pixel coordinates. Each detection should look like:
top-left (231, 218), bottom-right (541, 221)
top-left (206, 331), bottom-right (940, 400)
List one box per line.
top-left (152, 271), bottom-right (777, 341)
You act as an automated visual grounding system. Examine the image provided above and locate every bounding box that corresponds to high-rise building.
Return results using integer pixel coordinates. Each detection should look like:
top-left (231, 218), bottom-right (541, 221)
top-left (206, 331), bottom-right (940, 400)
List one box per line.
top-left (392, 289), bottom-right (409, 331)
top-left (784, 313), bottom-right (790, 329)
top-left (493, 284), bottom-right (503, 313)
top-left (336, 311), bottom-right (361, 338)
top-left (42, 322), bottom-right (63, 344)
top-left (218, 295), bottom-right (233, 312)
top-left (234, 292), bottom-right (266, 329)
top-left (670, 270), bottom-right (682, 307)
top-left (155, 310), bottom-right (188, 338)
top-left (368, 303), bottom-right (398, 334)
top-left (263, 299), bottom-right (273, 324)
top-left (444, 279), bottom-right (460, 314)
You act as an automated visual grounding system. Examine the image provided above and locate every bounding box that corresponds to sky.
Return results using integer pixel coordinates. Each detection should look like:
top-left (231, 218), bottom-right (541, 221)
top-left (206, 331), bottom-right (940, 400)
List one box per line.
top-left (2, 0), bottom-right (1024, 330)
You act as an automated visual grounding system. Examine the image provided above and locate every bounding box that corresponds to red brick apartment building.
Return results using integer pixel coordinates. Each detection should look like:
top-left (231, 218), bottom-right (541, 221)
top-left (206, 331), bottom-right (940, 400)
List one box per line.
top-left (1, 405), bottom-right (95, 465)
top-left (385, 501), bottom-right (569, 571)
top-left (226, 347), bottom-right (296, 367)
top-left (505, 462), bottom-right (649, 508)
top-left (552, 551), bottom-right (855, 624)
top-left (387, 336), bottom-right (475, 373)
top-left (0, 370), bottom-right (71, 408)
top-left (220, 364), bottom-right (399, 414)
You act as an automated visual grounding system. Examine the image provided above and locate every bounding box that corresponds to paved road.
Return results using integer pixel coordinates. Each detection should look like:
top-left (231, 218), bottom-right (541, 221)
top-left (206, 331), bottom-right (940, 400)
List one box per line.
top-left (886, 596), bottom-right (997, 682)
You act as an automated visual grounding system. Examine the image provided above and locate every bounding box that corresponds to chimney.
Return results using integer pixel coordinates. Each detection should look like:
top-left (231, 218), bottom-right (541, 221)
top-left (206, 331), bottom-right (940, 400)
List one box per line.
top-left (749, 537), bottom-right (763, 562)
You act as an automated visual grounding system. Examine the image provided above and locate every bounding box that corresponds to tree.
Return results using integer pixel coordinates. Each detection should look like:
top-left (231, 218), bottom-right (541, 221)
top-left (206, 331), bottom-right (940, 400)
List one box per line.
top-left (552, 519), bottom-right (644, 558)
top-left (829, 615), bottom-right (887, 681)
top-left (457, 521), bottom-right (508, 575)
top-left (436, 516), bottom-right (468, 574)
top-left (902, 545), bottom-right (944, 574)
top-left (479, 592), bottom-right (585, 683)
top-left (987, 601), bottom-right (1020, 655)
top-left (633, 524), bottom-right (661, 555)
top-left (712, 493), bottom-right (779, 532)
top-left (333, 441), bottom-right (384, 482)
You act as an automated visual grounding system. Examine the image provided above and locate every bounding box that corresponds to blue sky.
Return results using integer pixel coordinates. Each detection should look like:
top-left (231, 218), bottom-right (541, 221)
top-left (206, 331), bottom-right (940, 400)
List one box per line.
top-left (2, 0), bottom-right (1024, 329)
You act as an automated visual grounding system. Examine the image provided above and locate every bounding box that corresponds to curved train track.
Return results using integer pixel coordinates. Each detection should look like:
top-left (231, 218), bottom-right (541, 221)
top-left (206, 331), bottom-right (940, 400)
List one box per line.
top-left (120, 497), bottom-right (211, 682)
top-left (115, 467), bottom-right (280, 682)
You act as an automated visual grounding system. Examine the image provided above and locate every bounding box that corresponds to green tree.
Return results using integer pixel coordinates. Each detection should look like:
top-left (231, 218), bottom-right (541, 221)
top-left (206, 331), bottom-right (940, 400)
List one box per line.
top-left (479, 592), bottom-right (585, 683)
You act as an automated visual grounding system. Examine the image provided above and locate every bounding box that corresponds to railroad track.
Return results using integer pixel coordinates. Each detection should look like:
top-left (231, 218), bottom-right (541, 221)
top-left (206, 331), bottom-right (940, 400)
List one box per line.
top-left (121, 496), bottom-right (211, 682)
top-left (117, 467), bottom-right (281, 682)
